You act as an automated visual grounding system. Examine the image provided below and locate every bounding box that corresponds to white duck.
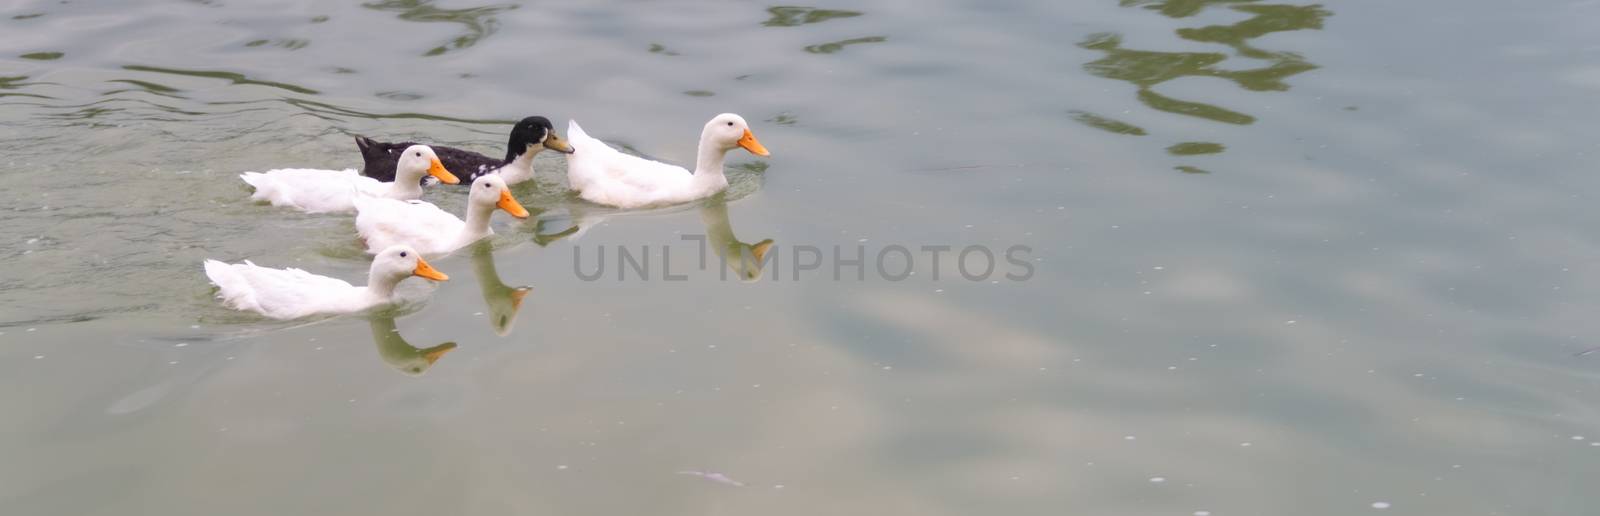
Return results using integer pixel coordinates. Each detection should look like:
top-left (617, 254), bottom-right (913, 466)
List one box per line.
top-left (565, 113), bottom-right (770, 208)
top-left (353, 174), bottom-right (530, 255)
top-left (203, 245), bottom-right (448, 320)
top-left (241, 145), bottom-right (460, 214)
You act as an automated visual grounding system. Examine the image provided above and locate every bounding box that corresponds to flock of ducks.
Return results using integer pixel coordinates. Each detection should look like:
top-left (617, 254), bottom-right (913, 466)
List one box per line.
top-left (204, 113), bottom-right (771, 321)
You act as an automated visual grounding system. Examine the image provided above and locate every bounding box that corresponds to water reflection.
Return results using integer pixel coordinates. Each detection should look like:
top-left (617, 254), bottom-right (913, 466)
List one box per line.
top-left (1075, 0), bottom-right (1329, 169)
top-left (122, 65), bottom-right (320, 95)
top-left (0, 75), bottom-right (51, 99)
top-left (700, 195), bottom-right (773, 282)
top-left (527, 213), bottom-right (581, 247)
top-left (242, 38), bottom-right (310, 51)
top-left (762, 6), bottom-right (862, 27)
top-left (467, 242), bottom-right (531, 336)
top-left (762, 5), bottom-right (882, 55)
top-left (1176, 3), bottom-right (1329, 67)
top-left (523, 196), bottom-right (770, 282)
top-left (277, 97), bottom-right (512, 124)
top-left (804, 36), bottom-right (887, 55)
top-left (1079, 33), bottom-right (1254, 125)
top-left (71, 65), bottom-right (523, 126)
top-left (368, 311), bottom-right (456, 375)
top-left (360, 0), bottom-right (519, 57)
top-left (1067, 110), bottom-right (1147, 135)
top-left (104, 79), bottom-right (184, 99)
top-left (767, 112), bottom-right (798, 126)
top-left (1167, 141), bottom-right (1225, 155)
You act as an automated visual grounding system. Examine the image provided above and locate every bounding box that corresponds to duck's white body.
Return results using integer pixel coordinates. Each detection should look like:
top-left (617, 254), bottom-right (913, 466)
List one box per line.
top-left (203, 245), bottom-right (447, 320)
top-left (203, 260), bottom-right (385, 319)
top-left (354, 198), bottom-right (480, 255)
top-left (241, 146), bottom-right (458, 214)
top-left (564, 114), bottom-right (770, 209)
top-left (354, 174), bottom-right (529, 255)
top-left (240, 169), bottom-right (393, 214)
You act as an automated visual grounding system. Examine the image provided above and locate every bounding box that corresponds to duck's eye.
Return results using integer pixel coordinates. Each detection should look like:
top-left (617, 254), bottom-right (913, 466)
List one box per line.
top-left (414, 151), bottom-right (422, 157)
top-left (400, 251), bottom-right (408, 258)
top-left (727, 121), bottom-right (734, 127)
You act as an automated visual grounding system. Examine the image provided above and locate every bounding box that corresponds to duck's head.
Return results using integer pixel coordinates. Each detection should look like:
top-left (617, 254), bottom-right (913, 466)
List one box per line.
top-left (703, 113), bottom-right (770, 157)
top-left (397, 145), bottom-right (460, 185)
top-left (507, 116), bottom-right (574, 160)
top-left (469, 174), bottom-right (530, 219)
top-left (374, 245), bottom-right (449, 283)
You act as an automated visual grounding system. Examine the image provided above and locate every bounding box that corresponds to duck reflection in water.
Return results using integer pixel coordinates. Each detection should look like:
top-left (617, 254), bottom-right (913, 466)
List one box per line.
top-left (523, 194), bottom-right (771, 282)
top-left (368, 311), bottom-right (456, 376)
top-left (700, 194), bottom-right (773, 282)
top-left (467, 241), bottom-right (532, 336)
top-left (524, 206), bottom-right (581, 247)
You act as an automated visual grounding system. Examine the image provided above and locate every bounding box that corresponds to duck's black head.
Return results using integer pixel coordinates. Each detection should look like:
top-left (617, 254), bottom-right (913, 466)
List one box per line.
top-left (503, 116), bottom-right (573, 162)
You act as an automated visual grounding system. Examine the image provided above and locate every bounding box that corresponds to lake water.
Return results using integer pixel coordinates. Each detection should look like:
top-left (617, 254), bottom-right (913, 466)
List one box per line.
top-left (4, 0), bottom-right (1600, 514)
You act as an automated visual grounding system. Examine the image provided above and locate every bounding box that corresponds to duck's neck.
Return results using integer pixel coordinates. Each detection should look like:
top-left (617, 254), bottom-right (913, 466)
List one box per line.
top-left (364, 270), bottom-right (404, 302)
top-left (691, 138), bottom-right (731, 192)
top-left (455, 202), bottom-right (497, 247)
top-left (385, 170), bottom-right (426, 199)
top-left (503, 135), bottom-right (530, 164)
top-left (496, 147), bottom-right (539, 184)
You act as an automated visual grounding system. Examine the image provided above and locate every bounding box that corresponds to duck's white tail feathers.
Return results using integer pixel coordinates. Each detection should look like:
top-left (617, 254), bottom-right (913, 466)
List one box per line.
top-left (567, 119), bottom-right (589, 142)
top-left (239, 172), bottom-right (286, 205)
top-left (203, 260), bottom-right (261, 313)
top-left (564, 119), bottom-right (620, 193)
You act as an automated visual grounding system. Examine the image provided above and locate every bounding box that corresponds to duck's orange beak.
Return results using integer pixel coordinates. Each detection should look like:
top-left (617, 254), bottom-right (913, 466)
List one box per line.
top-left (498, 189), bottom-right (529, 219)
top-left (738, 129), bottom-right (770, 157)
top-left (543, 134), bottom-right (574, 154)
top-left (412, 256), bottom-right (449, 281)
top-left (428, 157), bottom-right (460, 185)
top-left (510, 287), bottom-right (530, 311)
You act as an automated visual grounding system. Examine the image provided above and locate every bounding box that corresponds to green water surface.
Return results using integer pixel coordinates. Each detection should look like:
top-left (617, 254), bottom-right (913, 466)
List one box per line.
top-left (3, 1), bottom-right (1600, 514)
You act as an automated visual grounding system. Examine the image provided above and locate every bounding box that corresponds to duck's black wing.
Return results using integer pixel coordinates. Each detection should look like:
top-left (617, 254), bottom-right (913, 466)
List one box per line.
top-left (430, 145), bottom-right (510, 183)
top-left (355, 136), bottom-right (508, 184)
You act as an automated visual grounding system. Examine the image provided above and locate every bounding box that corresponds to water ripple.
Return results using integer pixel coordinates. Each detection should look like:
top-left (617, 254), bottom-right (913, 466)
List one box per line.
top-left (360, 0), bottom-right (518, 57)
top-left (1075, 0), bottom-right (1330, 171)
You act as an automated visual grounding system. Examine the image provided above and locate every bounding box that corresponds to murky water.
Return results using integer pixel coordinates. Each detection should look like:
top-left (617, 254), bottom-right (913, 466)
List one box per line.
top-left (4, 1), bottom-right (1600, 514)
